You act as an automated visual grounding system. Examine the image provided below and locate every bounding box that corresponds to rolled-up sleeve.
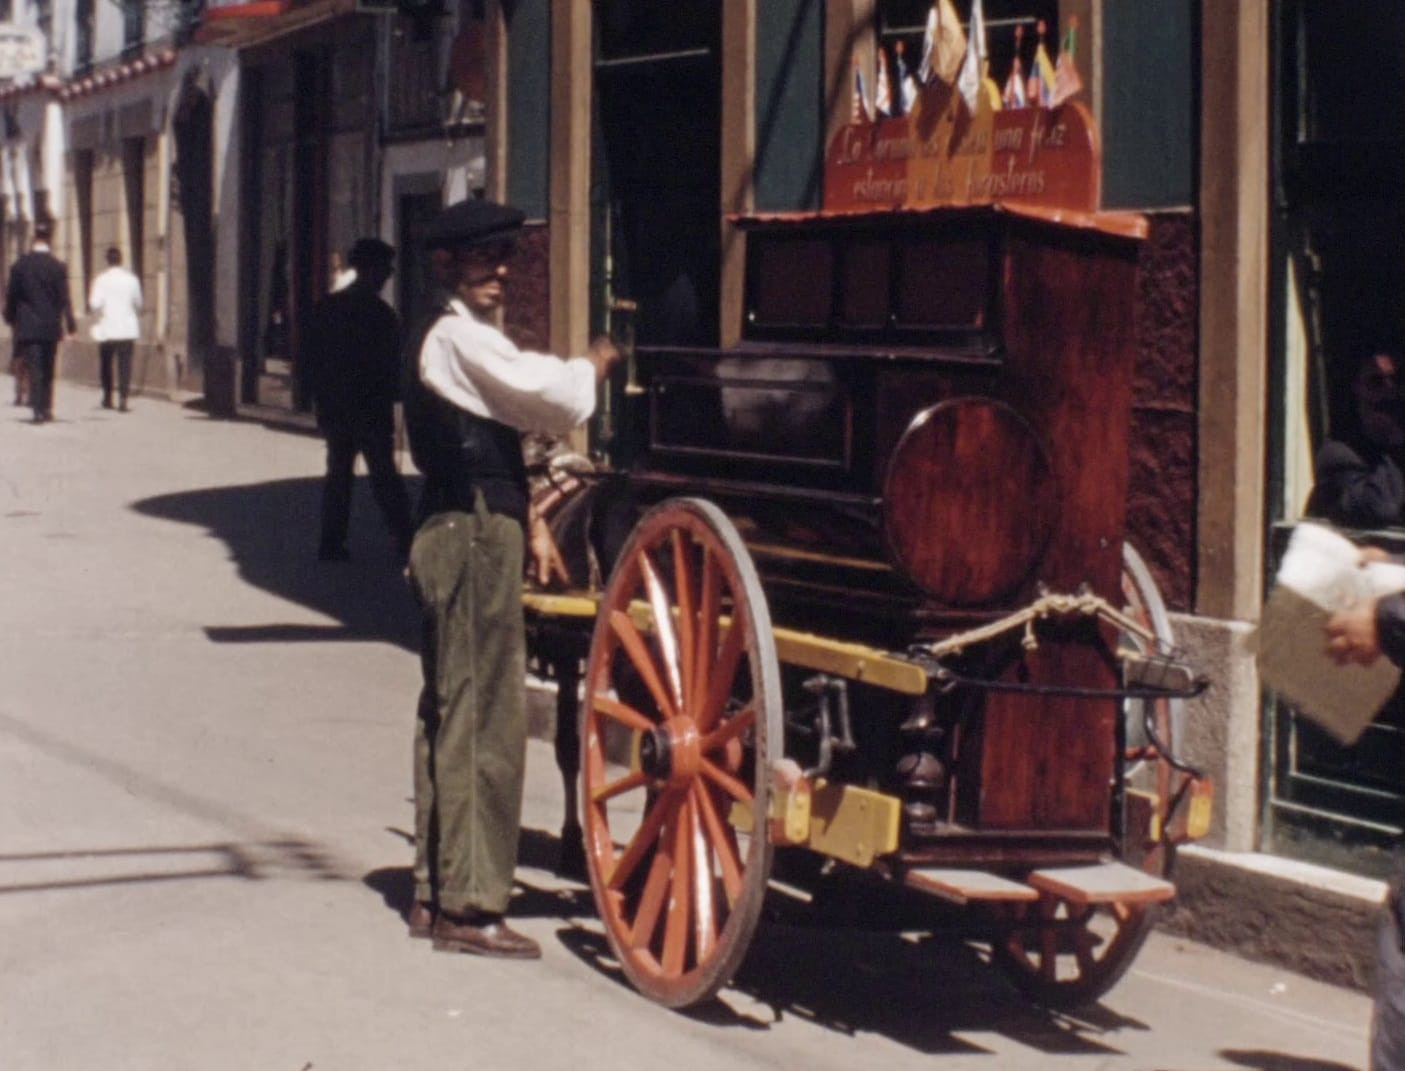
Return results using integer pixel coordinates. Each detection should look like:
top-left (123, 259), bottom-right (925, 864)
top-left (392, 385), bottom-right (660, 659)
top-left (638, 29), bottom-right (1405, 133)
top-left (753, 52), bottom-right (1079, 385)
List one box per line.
top-left (420, 311), bottom-right (597, 435)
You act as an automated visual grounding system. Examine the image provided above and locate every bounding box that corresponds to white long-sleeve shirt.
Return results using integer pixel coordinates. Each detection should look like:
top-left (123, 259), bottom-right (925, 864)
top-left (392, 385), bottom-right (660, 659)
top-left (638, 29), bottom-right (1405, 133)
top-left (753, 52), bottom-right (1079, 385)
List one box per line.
top-left (88, 266), bottom-right (143, 342)
top-left (418, 298), bottom-right (597, 435)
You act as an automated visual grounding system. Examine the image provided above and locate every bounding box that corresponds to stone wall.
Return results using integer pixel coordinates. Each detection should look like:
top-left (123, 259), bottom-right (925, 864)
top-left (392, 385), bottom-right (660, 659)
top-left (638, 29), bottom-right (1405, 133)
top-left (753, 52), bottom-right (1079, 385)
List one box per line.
top-left (504, 221), bottom-right (551, 352)
top-left (1128, 209), bottom-right (1199, 613)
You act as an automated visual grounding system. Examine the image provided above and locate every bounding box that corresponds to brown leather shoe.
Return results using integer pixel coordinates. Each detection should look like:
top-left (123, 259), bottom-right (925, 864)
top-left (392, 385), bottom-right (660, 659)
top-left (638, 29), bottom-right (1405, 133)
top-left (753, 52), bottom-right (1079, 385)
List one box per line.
top-left (407, 901), bottom-right (435, 939)
top-left (431, 912), bottom-right (541, 959)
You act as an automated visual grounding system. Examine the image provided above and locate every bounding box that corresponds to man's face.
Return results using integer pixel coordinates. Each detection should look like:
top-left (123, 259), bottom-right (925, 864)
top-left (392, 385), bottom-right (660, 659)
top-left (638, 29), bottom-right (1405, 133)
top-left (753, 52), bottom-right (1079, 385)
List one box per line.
top-left (452, 239), bottom-right (517, 315)
top-left (1355, 352), bottom-right (1405, 449)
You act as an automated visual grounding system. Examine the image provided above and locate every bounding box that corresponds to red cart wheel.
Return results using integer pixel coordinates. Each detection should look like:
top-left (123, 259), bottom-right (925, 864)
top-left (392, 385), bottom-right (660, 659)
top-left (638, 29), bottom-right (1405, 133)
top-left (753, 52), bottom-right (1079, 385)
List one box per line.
top-left (1120, 540), bottom-right (1183, 797)
top-left (580, 497), bottom-right (782, 1008)
top-left (990, 542), bottom-right (1175, 1010)
top-left (992, 898), bottom-right (1153, 1010)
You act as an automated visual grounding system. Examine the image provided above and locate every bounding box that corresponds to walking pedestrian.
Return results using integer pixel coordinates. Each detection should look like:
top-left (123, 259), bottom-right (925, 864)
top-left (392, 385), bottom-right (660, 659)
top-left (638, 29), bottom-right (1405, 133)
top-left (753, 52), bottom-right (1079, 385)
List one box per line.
top-left (4, 218), bottom-right (76, 424)
top-left (402, 198), bottom-right (619, 958)
top-left (302, 236), bottom-right (414, 562)
top-left (88, 246), bottom-right (143, 412)
top-left (1327, 578), bottom-right (1405, 1070)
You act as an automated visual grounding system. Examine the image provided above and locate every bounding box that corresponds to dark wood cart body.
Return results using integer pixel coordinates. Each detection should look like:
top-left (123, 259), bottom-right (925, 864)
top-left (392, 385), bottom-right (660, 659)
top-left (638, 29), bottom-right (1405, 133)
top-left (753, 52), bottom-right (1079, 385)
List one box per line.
top-left (525, 201), bottom-right (1209, 1011)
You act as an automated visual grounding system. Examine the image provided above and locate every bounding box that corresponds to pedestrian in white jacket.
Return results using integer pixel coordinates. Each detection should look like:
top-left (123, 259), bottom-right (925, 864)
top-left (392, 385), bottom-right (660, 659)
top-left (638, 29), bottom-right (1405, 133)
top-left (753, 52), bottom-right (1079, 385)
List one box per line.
top-left (88, 247), bottom-right (143, 411)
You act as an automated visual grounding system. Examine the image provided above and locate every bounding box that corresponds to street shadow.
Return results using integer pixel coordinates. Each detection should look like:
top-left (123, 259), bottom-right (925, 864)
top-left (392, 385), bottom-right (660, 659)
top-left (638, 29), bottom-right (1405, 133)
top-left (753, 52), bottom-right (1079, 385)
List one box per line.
top-left (0, 839), bottom-right (347, 896)
top-left (514, 824), bottom-right (1140, 1058)
top-left (363, 864), bottom-right (417, 928)
top-left (134, 476), bottom-right (422, 650)
top-left (1221, 1050), bottom-right (1363, 1071)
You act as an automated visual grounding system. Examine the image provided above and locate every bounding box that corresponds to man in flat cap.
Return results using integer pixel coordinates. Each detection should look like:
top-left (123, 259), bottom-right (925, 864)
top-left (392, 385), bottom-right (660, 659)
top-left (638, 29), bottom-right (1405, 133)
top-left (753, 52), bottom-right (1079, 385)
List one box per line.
top-left (403, 198), bottom-right (619, 958)
top-left (303, 236), bottom-right (415, 562)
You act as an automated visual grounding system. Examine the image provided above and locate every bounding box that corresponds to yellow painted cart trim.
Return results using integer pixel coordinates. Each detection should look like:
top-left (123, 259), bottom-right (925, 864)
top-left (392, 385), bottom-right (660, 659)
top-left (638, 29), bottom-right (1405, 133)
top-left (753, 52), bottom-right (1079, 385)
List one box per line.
top-left (522, 587), bottom-right (930, 696)
top-left (522, 590), bottom-right (599, 618)
top-left (770, 626), bottom-right (928, 696)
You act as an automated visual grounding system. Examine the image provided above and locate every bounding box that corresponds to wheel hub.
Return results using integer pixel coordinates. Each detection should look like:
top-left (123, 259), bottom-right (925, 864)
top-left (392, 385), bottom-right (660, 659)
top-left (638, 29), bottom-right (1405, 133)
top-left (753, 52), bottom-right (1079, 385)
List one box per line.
top-left (638, 718), bottom-right (701, 785)
top-left (638, 727), bottom-right (673, 779)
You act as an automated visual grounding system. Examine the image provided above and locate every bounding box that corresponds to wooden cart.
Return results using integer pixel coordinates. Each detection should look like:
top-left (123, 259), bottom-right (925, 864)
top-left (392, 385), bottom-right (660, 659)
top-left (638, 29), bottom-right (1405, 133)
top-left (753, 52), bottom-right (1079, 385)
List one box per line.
top-left (525, 99), bottom-right (1210, 1012)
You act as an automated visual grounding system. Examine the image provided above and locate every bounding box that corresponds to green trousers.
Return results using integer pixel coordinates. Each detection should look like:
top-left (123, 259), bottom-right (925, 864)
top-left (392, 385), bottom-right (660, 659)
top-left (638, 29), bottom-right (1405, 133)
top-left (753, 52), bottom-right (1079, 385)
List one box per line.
top-left (408, 499), bottom-right (526, 916)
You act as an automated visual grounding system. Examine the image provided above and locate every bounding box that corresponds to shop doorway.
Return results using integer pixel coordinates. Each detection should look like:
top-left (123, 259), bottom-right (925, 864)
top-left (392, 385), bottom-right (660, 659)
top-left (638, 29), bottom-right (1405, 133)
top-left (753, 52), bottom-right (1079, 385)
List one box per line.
top-left (397, 188), bottom-right (443, 341)
top-left (173, 79), bottom-right (216, 404)
top-left (591, 1), bottom-right (721, 455)
top-left (1265, 0), bottom-right (1405, 877)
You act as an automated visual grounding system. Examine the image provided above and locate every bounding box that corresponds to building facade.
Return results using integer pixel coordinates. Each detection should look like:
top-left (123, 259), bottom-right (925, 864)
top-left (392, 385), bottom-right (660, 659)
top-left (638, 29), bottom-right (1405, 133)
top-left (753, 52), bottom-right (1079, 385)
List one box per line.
top-left (2, 0), bottom-right (1397, 979)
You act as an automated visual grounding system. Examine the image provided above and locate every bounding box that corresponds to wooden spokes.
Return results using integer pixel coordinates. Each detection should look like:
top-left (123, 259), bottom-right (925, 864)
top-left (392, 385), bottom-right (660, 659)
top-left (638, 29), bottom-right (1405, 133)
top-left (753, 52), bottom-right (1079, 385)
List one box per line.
top-left (992, 896), bottom-right (1153, 1010)
top-left (1120, 541), bottom-right (1181, 787)
top-left (581, 498), bottom-right (781, 1008)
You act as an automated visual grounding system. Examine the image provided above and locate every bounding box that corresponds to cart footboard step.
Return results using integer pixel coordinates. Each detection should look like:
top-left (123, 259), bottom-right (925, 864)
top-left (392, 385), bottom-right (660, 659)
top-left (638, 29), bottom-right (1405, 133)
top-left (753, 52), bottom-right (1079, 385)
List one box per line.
top-left (904, 868), bottom-right (1041, 905)
top-left (1027, 862), bottom-right (1175, 904)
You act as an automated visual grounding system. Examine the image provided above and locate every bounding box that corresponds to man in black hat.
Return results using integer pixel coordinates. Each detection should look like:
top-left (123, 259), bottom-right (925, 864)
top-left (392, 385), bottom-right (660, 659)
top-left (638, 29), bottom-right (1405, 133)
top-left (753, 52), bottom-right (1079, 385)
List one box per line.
top-left (403, 199), bottom-right (619, 959)
top-left (303, 236), bottom-right (414, 562)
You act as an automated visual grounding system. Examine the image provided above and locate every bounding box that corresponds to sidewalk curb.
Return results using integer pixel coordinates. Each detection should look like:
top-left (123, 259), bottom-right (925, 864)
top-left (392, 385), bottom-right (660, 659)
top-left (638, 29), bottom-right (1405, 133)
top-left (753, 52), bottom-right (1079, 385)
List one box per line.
top-left (1160, 844), bottom-right (1382, 991)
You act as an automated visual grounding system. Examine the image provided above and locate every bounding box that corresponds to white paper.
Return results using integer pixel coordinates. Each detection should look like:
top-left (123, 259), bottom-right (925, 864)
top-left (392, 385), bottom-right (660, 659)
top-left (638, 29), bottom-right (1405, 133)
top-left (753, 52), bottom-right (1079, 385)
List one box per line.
top-left (1256, 522), bottom-right (1405, 745)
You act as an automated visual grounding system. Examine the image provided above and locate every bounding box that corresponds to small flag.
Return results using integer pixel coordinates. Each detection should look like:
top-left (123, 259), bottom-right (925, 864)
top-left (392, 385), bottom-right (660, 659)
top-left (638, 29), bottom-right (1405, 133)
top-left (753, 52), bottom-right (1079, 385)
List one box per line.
top-left (1050, 15), bottom-right (1083, 107)
top-left (852, 57), bottom-right (872, 123)
top-left (917, 2), bottom-right (937, 84)
top-left (1027, 18), bottom-right (1056, 108)
top-left (895, 40), bottom-right (918, 114)
top-left (875, 46), bottom-right (894, 117)
top-left (1003, 24), bottom-right (1027, 108)
top-left (957, 0), bottom-right (988, 112)
top-left (920, 0), bottom-right (967, 87)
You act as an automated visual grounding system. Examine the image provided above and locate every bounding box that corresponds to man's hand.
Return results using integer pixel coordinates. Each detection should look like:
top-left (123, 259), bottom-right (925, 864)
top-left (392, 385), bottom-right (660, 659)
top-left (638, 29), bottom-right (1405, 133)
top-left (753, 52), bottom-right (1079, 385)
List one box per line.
top-left (528, 514), bottom-right (570, 588)
top-left (588, 335), bottom-right (622, 382)
top-left (1360, 545), bottom-right (1393, 564)
top-left (1326, 599), bottom-right (1383, 665)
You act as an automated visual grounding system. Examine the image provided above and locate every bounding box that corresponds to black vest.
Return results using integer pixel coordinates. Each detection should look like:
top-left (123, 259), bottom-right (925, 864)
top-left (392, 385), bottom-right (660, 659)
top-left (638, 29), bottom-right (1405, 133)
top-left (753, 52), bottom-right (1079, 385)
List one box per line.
top-left (403, 307), bottom-right (529, 527)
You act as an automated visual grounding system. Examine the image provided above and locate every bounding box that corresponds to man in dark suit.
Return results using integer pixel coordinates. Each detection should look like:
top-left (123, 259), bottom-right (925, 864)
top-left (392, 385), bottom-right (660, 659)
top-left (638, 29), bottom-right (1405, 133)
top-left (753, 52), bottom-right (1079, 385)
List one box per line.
top-left (4, 219), bottom-right (76, 424)
top-left (302, 237), bottom-right (414, 561)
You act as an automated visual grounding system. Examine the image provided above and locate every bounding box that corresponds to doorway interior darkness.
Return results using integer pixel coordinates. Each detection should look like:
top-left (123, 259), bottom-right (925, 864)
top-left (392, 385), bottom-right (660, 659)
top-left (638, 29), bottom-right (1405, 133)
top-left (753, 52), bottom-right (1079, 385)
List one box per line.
top-left (591, 1), bottom-right (721, 461)
top-left (592, 1), bottom-right (721, 352)
top-left (1265, 0), bottom-right (1405, 878)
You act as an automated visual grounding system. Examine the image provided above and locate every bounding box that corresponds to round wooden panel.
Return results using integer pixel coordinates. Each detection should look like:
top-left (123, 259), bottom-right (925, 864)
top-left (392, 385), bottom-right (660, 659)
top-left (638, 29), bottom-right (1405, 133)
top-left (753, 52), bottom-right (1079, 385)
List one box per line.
top-left (881, 398), bottom-right (1058, 606)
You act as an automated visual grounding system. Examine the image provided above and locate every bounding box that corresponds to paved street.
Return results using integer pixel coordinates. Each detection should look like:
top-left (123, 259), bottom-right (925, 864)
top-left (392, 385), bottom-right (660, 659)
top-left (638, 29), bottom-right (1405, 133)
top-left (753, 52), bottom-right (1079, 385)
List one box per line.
top-left (0, 377), bottom-right (1374, 1070)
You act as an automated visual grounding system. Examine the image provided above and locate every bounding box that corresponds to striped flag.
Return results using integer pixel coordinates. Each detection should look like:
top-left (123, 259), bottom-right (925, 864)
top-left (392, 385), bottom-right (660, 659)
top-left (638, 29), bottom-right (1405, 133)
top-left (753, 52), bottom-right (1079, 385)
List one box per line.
top-left (956, 0), bottom-right (988, 112)
top-left (895, 40), bottom-right (919, 114)
top-left (1027, 19), bottom-right (1056, 107)
top-left (875, 46), bottom-right (894, 117)
top-left (1050, 16), bottom-right (1083, 107)
top-left (1003, 25), bottom-right (1027, 109)
top-left (852, 57), bottom-right (872, 123)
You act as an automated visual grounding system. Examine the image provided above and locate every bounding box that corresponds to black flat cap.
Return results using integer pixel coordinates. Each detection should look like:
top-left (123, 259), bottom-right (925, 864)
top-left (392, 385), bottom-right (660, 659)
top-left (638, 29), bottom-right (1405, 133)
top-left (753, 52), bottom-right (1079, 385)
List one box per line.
top-left (425, 199), bottom-right (525, 251)
top-left (347, 237), bottom-right (395, 268)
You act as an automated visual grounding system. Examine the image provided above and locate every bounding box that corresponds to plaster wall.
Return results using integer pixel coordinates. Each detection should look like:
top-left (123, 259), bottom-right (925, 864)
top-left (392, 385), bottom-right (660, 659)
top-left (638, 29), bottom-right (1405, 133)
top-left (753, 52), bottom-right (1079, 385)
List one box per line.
top-left (377, 136), bottom-right (485, 248)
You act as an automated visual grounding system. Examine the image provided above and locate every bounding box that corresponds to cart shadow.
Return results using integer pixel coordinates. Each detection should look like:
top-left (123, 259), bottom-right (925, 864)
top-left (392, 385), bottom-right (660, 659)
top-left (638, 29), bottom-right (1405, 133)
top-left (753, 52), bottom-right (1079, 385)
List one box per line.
top-left (515, 826), bottom-right (1143, 1057)
top-left (133, 476), bottom-right (422, 649)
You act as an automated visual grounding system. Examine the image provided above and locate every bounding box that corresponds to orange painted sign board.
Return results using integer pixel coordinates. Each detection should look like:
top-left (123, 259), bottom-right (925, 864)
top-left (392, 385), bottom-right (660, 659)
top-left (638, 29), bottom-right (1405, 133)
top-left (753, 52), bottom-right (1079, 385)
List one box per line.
top-left (824, 80), bottom-right (1101, 215)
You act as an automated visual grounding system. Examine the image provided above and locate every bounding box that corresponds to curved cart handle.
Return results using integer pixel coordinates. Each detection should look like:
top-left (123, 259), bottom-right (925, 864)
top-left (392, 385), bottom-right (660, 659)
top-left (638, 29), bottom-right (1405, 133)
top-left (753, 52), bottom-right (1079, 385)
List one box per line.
top-left (609, 296), bottom-right (644, 395)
